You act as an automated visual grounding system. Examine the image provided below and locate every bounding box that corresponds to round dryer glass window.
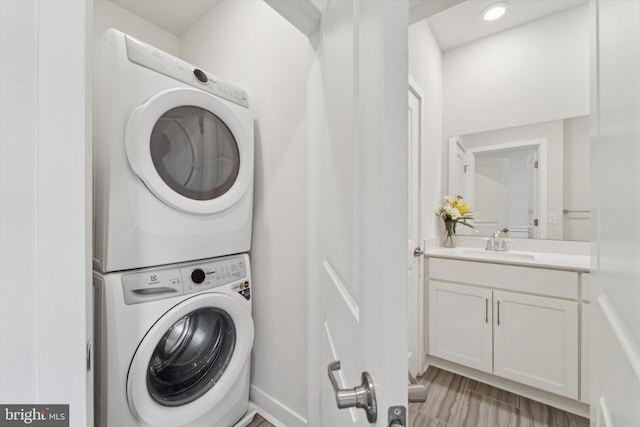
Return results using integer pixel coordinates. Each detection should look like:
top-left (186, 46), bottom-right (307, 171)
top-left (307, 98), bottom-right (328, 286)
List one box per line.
top-left (147, 307), bottom-right (236, 406)
top-left (150, 106), bottom-right (240, 200)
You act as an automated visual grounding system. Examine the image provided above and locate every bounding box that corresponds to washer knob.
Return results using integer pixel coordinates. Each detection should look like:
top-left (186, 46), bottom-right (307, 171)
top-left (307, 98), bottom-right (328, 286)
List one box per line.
top-left (191, 268), bottom-right (206, 284)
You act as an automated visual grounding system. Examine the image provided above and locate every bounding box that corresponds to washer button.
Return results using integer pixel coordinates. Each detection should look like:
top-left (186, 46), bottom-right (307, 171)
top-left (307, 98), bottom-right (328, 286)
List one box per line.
top-left (191, 268), bottom-right (206, 284)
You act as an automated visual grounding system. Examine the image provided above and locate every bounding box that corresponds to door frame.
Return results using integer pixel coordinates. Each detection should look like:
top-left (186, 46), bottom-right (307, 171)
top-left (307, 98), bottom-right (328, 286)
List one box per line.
top-left (408, 76), bottom-right (425, 376)
top-left (471, 156), bottom-right (509, 237)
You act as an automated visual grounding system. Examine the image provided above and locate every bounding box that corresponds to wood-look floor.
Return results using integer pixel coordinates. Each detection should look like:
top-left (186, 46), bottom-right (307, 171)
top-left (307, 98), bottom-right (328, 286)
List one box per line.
top-left (246, 414), bottom-right (275, 427)
top-left (410, 366), bottom-right (590, 427)
top-left (245, 366), bottom-right (589, 426)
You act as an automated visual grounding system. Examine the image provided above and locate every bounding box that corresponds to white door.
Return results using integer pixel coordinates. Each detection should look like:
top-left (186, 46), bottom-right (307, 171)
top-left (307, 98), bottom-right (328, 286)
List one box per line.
top-left (0, 2), bottom-right (91, 426)
top-left (591, 1), bottom-right (640, 425)
top-left (473, 157), bottom-right (509, 236)
top-left (408, 81), bottom-right (424, 377)
top-left (308, 0), bottom-right (408, 425)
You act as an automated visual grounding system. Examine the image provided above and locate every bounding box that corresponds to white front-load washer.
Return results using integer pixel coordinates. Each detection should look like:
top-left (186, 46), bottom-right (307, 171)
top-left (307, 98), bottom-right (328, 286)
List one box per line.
top-left (94, 254), bottom-right (253, 427)
top-left (93, 29), bottom-right (254, 273)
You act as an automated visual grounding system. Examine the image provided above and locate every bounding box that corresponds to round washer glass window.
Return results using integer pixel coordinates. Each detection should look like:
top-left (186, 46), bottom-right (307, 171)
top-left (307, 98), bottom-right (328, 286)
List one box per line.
top-left (147, 307), bottom-right (236, 406)
top-left (150, 106), bottom-right (240, 201)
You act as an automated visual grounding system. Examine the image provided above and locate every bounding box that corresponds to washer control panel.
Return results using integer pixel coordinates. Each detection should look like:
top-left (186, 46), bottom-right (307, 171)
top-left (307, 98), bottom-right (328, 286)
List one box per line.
top-left (121, 254), bottom-right (251, 305)
top-left (181, 256), bottom-right (248, 295)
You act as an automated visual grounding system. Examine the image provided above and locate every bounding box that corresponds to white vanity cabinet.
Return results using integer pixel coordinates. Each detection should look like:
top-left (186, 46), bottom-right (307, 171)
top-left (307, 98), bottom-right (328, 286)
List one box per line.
top-left (428, 257), bottom-right (581, 400)
top-left (429, 281), bottom-right (493, 372)
top-left (492, 290), bottom-right (578, 398)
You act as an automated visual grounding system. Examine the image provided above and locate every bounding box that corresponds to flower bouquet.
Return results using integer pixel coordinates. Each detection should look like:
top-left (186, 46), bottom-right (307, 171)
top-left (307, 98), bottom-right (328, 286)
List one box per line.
top-left (436, 195), bottom-right (475, 247)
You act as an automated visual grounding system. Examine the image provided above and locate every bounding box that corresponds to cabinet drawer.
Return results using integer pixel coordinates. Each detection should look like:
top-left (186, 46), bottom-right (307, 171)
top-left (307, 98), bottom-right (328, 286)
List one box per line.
top-left (429, 258), bottom-right (578, 299)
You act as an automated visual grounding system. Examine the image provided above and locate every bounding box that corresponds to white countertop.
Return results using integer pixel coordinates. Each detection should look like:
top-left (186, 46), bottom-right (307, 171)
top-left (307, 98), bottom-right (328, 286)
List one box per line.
top-left (426, 247), bottom-right (591, 272)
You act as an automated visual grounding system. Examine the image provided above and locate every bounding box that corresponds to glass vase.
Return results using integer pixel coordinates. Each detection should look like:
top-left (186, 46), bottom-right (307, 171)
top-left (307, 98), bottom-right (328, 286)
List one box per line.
top-left (443, 220), bottom-right (455, 248)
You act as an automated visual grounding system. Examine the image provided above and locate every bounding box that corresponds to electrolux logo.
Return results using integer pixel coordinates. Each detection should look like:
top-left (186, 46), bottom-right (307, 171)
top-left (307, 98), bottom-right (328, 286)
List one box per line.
top-left (0, 405), bottom-right (68, 426)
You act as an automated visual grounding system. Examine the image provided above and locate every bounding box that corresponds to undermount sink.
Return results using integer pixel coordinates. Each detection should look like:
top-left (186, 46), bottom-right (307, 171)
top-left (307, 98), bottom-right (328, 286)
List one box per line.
top-left (460, 249), bottom-right (536, 261)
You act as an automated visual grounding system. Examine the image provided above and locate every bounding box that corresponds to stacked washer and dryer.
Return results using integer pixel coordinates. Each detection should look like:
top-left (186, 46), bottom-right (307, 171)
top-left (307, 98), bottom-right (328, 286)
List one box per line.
top-left (93, 30), bottom-right (255, 427)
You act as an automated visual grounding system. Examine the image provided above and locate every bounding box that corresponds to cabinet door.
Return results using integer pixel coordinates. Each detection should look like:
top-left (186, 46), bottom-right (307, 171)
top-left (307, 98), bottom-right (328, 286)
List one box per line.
top-left (429, 281), bottom-right (493, 373)
top-left (493, 290), bottom-right (578, 399)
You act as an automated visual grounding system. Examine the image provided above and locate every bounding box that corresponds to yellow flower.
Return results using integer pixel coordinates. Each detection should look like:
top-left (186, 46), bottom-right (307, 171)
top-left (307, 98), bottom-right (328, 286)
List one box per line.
top-left (457, 202), bottom-right (470, 215)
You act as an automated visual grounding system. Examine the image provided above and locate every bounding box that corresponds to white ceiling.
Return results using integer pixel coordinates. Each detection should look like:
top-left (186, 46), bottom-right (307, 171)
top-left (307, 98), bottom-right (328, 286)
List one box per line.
top-left (107, 0), bottom-right (587, 49)
top-left (109, 0), bottom-right (220, 35)
top-left (427, 0), bottom-right (588, 51)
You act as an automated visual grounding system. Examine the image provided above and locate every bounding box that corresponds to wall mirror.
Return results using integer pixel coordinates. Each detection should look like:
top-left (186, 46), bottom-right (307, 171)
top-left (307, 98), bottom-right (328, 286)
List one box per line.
top-left (448, 115), bottom-right (590, 242)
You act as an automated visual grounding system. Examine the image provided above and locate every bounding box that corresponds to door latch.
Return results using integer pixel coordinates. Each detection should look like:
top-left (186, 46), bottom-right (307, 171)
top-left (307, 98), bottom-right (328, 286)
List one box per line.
top-left (327, 360), bottom-right (377, 423)
top-left (388, 405), bottom-right (406, 426)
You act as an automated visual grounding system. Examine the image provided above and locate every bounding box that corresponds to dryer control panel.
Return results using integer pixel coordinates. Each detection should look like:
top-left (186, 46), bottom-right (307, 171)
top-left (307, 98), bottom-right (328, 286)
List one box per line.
top-left (121, 254), bottom-right (250, 305)
top-left (124, 35), bottom-right (249, 108)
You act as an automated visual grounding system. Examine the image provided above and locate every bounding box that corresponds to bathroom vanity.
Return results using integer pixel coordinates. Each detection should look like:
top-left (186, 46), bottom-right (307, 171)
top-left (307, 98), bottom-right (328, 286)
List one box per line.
top-left (425, 247), bottom-right (590, 417)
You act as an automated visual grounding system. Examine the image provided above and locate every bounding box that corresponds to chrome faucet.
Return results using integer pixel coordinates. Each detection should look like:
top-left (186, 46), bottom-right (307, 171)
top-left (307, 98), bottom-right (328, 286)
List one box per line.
top-left (485, 228), bottom-right (509, 252)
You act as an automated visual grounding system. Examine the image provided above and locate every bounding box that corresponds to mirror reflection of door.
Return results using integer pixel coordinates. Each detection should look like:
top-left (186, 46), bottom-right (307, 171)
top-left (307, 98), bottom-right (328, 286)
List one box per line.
top-left (474, 147), bottom-right (538, 238)
top-left (474, 157), bottom-right (509, 237)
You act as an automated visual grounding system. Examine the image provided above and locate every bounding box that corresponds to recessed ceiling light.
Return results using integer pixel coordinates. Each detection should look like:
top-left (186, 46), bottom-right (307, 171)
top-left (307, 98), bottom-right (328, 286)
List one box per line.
top-left (482, 2), bottom-right (510, 21)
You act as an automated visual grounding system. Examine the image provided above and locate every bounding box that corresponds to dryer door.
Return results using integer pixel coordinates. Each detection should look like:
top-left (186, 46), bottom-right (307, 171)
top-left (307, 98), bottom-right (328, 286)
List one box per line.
top-left (127, 293), bottom-right (254, 427)
top-left (126, 87), bottom-right (252, 215)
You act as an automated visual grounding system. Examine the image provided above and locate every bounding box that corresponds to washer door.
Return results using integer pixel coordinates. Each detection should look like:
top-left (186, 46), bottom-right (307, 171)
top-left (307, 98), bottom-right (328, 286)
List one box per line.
top-left (127, 293), bottom-right (253, 427)
top-left (126, 87), bottom-right (252, 215)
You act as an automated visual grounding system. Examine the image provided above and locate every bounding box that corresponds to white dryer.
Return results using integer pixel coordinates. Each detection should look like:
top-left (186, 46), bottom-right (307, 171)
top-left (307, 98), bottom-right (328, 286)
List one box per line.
top-left (94, 254), bottom-right (254, 427)
top-left (94, 29), bottom-right (254, 273)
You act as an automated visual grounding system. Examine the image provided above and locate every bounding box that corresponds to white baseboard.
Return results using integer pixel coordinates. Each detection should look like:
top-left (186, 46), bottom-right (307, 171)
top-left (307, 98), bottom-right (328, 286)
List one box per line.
top-left (250, 385), bottom-right (308, 427)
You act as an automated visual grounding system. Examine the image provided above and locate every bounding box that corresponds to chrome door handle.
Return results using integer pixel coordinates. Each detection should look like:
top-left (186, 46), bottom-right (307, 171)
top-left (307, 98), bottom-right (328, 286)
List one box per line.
top-left (413, 247), bottom-right (424, 257)
top-left (328, 360), bottom-right (377, 423)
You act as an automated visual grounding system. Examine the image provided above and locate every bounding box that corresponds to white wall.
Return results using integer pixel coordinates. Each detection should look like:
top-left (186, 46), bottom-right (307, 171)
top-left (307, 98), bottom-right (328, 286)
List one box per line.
top-left (0, 1), bottom-right (91, 425)
top-left (93, 0), bottom-right (179, 55)
top-left (443, 4), bottom-right (590, 137)
top-left (409, 19), bottom-right (443, 243)
top-left (180, 2), bottom-right (311, 426)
